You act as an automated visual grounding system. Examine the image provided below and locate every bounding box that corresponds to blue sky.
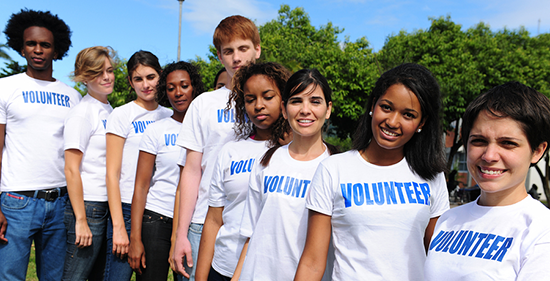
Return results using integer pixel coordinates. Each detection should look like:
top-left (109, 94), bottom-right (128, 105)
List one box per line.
top-left (1, 0), bottom-right (549, 86)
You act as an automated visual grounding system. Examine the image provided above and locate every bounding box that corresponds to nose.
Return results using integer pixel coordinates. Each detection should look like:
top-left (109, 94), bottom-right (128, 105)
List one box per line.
top-left (385, 112), bottom-right (399, 128)
top-left (255, 97), bottom-right (265, 111)
top-left (299, 101), bottom-right (312, 115)
top-left (33, 44), bottom-right (43, 54)
top-left (481, 143), bottom-right (500, 163)
top-left (233, 51), bottom-right (242, 63)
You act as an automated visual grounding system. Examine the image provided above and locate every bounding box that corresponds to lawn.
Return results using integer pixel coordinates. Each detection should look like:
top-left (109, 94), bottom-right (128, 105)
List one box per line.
top-left (26, 244), bottom-right (175, 281)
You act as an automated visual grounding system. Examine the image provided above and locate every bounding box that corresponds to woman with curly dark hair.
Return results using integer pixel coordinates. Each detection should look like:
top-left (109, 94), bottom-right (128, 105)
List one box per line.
top-left (128, 61), bottom-right (203, 281)
top-left (194, 62), bottom-right (291, 281)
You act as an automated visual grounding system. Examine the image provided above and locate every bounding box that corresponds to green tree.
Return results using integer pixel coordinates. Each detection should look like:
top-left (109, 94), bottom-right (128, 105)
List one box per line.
top-left (190, 45), bottom-right (224, 91)
top-left (0, 44), bottom-right (10, 60)
top-left (259, 5), bottom-right (378, 138)
top-left (0, 60), bottom-right (26, 78)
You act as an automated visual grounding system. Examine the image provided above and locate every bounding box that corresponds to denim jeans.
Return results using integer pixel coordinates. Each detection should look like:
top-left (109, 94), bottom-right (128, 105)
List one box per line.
top-left (135, 209), bottom-right (173, 281)
top-left (181, 222), bottom-right (203, 281)
top-left (62, 200), bottom-right (108, 281)
top-left (104, 202), bottom-right (133, 281)
top-left (0, 191), bottom-right (67, 281)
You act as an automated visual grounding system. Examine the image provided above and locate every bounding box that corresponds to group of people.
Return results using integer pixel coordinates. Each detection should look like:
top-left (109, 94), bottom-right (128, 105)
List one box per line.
top-left (0, 7), bottom-right (549, 281)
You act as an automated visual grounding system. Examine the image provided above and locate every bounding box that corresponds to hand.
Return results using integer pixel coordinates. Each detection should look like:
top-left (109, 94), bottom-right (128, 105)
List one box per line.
top-left (112, 225), bottom-right (129, 258)
top-left (74, 219), bottom-right (93, 248)
top-left (169, 240), bottom-right (177, 272)
top-left (128, 239), bottom-right (146, 274)
top-left (172, 236), bottom-right (193, 278)
top-left (0, 209), bottom-right (7, 244)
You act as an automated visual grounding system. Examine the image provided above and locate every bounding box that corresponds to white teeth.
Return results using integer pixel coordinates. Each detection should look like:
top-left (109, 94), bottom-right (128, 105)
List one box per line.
top-left (481, 168), bottom-right (503, 175)
top-left (298, 120), bottom-right (313, 123)
top-left (382, 128), bottom-right (397, 136)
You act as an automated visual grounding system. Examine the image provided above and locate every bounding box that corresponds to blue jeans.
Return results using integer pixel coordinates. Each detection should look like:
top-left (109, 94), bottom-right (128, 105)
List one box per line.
top-left (181, 223), bottom-right (203, 281)
top-left (137, 209), bottom-right (173, 281)
top-left (0, 191), bottom-right (67, 281)
top-left (62, 200), bottom-right (108, 281)
top-left (104, 202), bottom-right (133, 281)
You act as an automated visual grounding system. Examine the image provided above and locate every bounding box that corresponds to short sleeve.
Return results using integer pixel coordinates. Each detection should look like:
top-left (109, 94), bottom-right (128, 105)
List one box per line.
top-left (306, 162), bottom-right (335, 216)
top-left (176, 98), bottom-right (204, 152)
top-left (517, 240), bottom-right (550, 281)
top-left (239, 160), bottom-right (264, 238)
top-left (208, 147), bottom-right (228, 207)
top-left (429, 173), bottom-right (450, 218)
top-left (106, 107), bottom-right (129, 138)
top-left (139, 122), bottom-right (160, 156)
top-left (177, 148), bottom-right (187, 167)
top-left (64, 115), bottom-right (93, 152)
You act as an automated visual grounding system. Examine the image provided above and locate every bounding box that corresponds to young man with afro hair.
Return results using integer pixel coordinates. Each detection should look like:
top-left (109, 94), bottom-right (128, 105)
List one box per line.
top-left (0, 9), bottom-right (81, 280)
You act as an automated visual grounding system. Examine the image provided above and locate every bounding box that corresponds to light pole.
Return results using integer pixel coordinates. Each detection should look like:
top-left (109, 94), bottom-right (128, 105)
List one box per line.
top-left (177, 0), bottom-right (185, 61)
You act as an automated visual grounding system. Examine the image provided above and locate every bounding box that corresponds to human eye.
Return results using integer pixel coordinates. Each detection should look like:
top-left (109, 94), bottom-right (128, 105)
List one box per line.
top-left (469, 138), bottom-right (486, 146)
top-left (25, 41), bottom-right (36, 47)
top-left (133, 77), bottom-right (143, 82)
top-left (146, 74), bottom-right (157, 81)
top-left (501, 140), bottom-right (519, 148)
top-left (182, 85), bottom-right (190, 89)
top-left (167, 86), bottom-right (175, 92)
top-left (106, 68), bottom-right (114, 73)
top-left (404, 112), bottom-right (416, 119)
top-left (40, 42), bottom-right (51, 48)
top-left (223, 49), bottom-right (233, 55)
top-left (380, 104), bottom-right (391, 111)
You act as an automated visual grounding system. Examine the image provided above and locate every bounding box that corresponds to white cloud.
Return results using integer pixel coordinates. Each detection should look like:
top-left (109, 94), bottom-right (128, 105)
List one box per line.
top-left (179, 0), bottom-right (279, 34)
top-left (476, 0), bottom-right (550, 32)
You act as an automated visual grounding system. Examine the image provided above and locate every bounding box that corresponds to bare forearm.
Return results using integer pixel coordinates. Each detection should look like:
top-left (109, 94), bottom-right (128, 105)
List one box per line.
top-left (196, 207), bottom-right (224, 281)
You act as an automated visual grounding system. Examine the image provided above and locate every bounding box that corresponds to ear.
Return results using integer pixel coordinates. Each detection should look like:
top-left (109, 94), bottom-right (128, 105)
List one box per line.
top-left (531, 141), bottom-right (548, 164)
top-left (254, 44), bottom-right (261, 60)
top-left (417, 118), bottom-right (427, 132)
top-left (53, 52), bottom-right (58, 60)
top-left (325, 101), bottom-right (332, 120)
top-left (281, 100), bottom-right (288, 120)
top-left (127, 76), bottom-right (134, 89)
top-left (217, 50), bottom-right (223, 65)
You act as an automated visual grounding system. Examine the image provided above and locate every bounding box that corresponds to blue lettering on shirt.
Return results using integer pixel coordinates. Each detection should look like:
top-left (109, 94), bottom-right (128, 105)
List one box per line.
top-left (429, 230), bottom-right (513, 262)
top-left (263, 175), bottom-right (311, 198)
top-left (164, 133), bottom-right (179, 146)
top-left (102, 119), bottom-right (107, 129)
top-left (21, 90), bottom-right (72, 108)
top-left (230, 158), bottom-right (255, 175)
top-left (340, 181), bottom-right (431, 207)
top-left (217, 108), bottom-right (236, 123)
top-left (132, 120), bottom-right (156, 134)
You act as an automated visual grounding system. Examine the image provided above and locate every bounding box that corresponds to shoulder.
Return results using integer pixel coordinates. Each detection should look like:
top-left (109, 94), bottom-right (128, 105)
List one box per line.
top-left (189, 87), bottom-right (231, 109)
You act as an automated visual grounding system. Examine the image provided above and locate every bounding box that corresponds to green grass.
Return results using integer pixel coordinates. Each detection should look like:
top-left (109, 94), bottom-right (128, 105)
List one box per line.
top-left (26, 244), bottom-right (175, 281)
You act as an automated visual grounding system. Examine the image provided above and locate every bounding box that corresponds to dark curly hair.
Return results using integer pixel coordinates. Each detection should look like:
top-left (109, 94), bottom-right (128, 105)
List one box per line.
top-left (353, 63), bottom-right (446, 180)
top-left (228, 62), bottom-right (291, 146)
top-left (156, 61), bottom-right (204, 108)
top-left (4, 9), bottom-right (72, 60)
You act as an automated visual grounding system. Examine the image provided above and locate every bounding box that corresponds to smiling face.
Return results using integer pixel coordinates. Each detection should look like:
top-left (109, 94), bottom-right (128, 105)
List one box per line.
top-left (217, 38), bottom-right (261, 78)
top-left (282, 84), bottom-right (332, 139)
top-left (22, 26), bottom-right (56, 80)
top-left (467, 110), bottom-right (547, 206)
top-left (129, 64), bottom-right (160, 103)
top-left (369, 83), bottom-right (424, 157)
top-left (86, 57), bottom-right (114, 103)
top-left (243, 74), bottom-right (282, 141)
top-left (166, 70), bottom-right (193, 113)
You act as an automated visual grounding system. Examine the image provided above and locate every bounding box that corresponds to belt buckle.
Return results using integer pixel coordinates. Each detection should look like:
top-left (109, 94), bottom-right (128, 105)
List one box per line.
top-left (44, 189), bottom-right (59, 201)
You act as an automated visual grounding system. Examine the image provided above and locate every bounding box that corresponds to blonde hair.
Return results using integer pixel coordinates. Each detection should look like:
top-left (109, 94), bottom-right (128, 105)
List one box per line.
top-left (73, 46), bottom-right (114, 83)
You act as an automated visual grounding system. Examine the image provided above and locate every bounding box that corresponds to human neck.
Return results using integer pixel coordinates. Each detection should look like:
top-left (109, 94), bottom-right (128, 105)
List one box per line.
top-left (362, 143), bottom-right (404, 166)
top-left (134, 98), bottom-right (158, 111)
top-left (288, 133), bottom-right (325, 161)
top-left (88, 91), bottom-right (109, 104)
top-left (26, 68), bottom-right (54, 82)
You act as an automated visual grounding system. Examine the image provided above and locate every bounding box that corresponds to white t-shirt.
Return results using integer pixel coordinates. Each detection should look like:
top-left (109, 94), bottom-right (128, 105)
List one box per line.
top-left (106, 101), bottom-right (172, 204)
top-left (208, 138), bottom-right (269, 277)
top-left (306, 150), bottom-right (449, 281)
top-left (64, 94), bottom-right (113, 201)
top-left (176, 86), bottom-right (235, 224)
top-left (139, 117), bottom-right (183, 218)
top-left (239, 144), bottom-right (330, 281)
top-left (425, 196), bottom-right (550, 281)
top-left (0, 73), bottom-right (81, 191)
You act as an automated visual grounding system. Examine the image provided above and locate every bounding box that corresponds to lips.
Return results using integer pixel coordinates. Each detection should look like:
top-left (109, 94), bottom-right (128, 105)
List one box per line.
top-left (479, 167), bottom-right (505, 176)
top-left (380, 127), bottom-right (400, 137)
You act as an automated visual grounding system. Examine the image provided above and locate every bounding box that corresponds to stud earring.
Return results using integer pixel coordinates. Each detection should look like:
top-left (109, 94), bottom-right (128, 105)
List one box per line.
top-left (369, 111), bottom-right (372, 116)
top-left (417, 129), bottom-right (422, 133)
